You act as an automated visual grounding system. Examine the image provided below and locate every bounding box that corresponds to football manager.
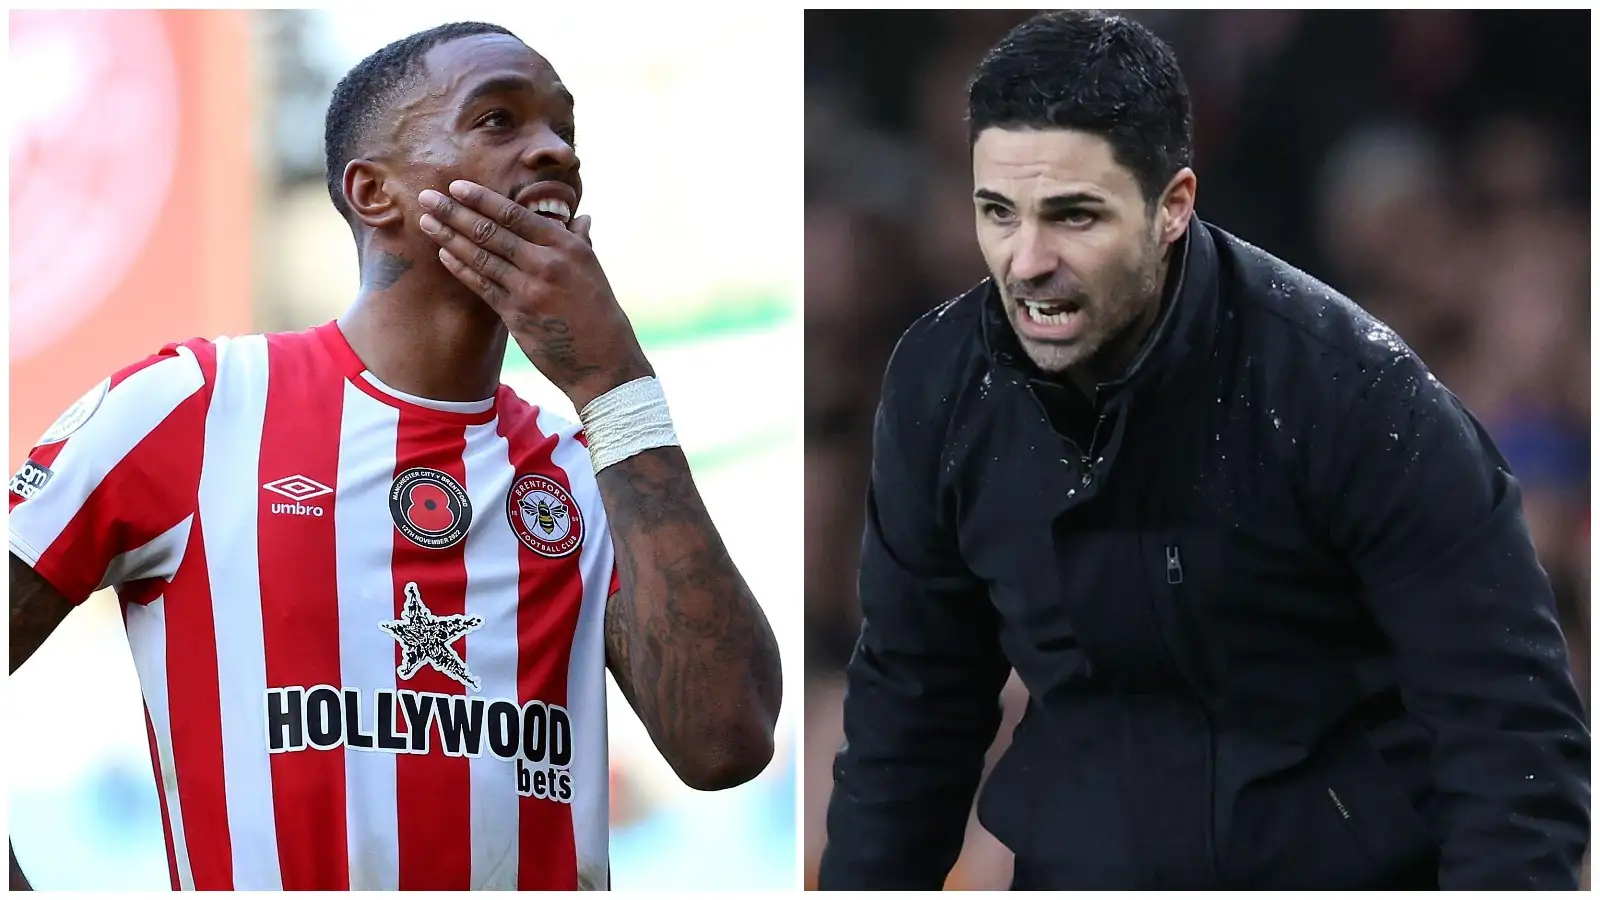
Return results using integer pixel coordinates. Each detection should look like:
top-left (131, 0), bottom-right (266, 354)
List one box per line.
top-left (819, 10), bottom-right (1589, 891)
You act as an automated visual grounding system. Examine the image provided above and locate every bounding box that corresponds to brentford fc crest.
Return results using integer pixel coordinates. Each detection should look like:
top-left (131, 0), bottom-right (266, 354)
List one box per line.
top-left (507, 474), bottom-right (582, 558)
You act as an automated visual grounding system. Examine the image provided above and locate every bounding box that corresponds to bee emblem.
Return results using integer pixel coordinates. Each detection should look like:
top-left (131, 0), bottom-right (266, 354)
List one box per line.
top-left (521, 495), bottom-right (568, 535)
top-left (507, 473), bottom-right (584, 558)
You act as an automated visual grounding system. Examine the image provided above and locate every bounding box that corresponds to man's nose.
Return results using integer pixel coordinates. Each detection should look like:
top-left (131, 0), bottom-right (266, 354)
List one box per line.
top-left (1009, 223), bottom-right (1057, 282)
top-left (520, 126), bottom-right (579, 177)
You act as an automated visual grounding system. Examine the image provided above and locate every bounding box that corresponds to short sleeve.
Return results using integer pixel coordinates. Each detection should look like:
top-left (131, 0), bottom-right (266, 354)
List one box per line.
top-left (9, 341), bottom-right (213, 605)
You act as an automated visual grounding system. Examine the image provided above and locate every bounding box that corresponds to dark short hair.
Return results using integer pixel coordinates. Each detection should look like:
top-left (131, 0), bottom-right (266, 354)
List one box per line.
top-left (967, 10), bottom-right (1192, 206)
top-left (323, 21), bottom-right (519, 221)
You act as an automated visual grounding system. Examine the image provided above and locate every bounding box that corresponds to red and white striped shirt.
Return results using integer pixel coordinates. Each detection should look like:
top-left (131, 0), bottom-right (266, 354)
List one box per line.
top-left (8, 322), bottom-right (617, 890)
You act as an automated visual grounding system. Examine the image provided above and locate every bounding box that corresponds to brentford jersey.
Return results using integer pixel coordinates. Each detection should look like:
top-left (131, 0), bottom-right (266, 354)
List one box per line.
top-left (8, 322), bottom-right (618, 891)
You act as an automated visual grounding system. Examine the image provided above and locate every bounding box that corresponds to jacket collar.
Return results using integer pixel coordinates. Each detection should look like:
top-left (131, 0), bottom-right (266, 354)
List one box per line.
top-left (980, 218), bottom-right (1221, 405)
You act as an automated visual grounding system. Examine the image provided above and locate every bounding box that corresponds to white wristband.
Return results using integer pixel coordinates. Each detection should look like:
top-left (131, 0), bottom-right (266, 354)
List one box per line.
top-left (578, 376), bottom-right (680, 473)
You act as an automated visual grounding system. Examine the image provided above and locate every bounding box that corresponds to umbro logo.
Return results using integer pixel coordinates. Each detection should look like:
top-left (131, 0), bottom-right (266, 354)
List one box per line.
top-left (265, 475), bottom-right (333, 501)
top-left (264, 474), bottom-right (332, 517)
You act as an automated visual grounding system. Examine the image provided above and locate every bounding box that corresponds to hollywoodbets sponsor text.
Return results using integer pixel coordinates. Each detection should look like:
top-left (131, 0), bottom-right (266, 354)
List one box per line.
top-left (265, 687), bottom-right (575, 803)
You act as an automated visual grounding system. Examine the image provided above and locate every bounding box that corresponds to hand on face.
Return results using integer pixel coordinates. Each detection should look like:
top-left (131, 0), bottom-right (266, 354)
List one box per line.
top-left (418, 180), bottom-right (652, 410)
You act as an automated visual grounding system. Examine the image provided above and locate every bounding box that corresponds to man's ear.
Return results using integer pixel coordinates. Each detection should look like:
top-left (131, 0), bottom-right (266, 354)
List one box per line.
top-left (344, 158), bottom-right (406, 230)
top-left (1154, 166), bottom-right (1197, 245)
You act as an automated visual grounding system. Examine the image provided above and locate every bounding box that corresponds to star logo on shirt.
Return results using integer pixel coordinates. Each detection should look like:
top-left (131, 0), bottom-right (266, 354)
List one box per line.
top-left (379, 582), bottom-right (484, 692)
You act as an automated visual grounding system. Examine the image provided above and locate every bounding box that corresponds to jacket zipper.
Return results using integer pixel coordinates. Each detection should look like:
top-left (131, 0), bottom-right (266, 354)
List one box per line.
top-left (1327, 786), bottom-right (1382, 866)
top-left (1023, 387), bottom-right (1101, 490)
top-left (1080, 413), bottom-right (1109, 487)
top-left (1327, 788), bottom-right (1352, 820)
top-left (1151, 540), bottom-right (1217, 884)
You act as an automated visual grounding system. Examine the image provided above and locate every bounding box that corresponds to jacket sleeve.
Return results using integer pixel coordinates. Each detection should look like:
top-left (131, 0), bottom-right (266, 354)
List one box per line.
top-left (1321, 352), bottom-right (1590, 889)
top-left (817, 343), bottom-right (1011, 890)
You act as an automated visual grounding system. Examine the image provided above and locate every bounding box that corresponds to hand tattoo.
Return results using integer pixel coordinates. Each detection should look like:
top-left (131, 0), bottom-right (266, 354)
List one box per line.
top-left (527, 315), bottom-right (603, 382)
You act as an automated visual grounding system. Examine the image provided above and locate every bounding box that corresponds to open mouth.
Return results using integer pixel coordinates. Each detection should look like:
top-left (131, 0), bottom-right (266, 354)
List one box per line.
top-left (512, 182), bottom-right (577, 225)
top-left (1021, 299), bottom-right (1080, 325)
top-left (527, 198), bottom-right (572, 223)
top-left (1014, 298), bottom-right (1088, 340)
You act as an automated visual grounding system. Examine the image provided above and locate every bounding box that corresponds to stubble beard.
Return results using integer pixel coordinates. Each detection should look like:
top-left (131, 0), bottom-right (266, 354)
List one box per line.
top-left (1006, 238), bottom-right (1165, 377)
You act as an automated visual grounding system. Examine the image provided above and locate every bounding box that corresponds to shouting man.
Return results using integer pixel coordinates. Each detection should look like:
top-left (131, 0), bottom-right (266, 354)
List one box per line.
top-left (820, 10), bottom-right (1587, 891)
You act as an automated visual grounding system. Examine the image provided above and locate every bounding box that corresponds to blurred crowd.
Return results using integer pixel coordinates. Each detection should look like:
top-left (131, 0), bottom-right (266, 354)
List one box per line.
top-left (804, 10), bottom-right (1590, 889)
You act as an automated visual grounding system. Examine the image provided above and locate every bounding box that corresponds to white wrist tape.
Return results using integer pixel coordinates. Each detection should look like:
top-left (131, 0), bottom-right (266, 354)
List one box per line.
top-left (579, 376), bottom-right (680, 473)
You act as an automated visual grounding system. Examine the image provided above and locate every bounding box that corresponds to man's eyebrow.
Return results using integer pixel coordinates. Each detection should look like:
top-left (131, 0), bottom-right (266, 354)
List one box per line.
top-left (1037, 191), bottom-right (1107, 212)
top-left (974, 189), bottom-right (1107, 209)
top-left (456, 74), bottom-right (575, 114)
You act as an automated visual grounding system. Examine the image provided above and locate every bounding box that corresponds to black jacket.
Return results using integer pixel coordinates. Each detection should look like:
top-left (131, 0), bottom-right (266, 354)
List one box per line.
top-left (819, 221), bottom-right (1589, 890)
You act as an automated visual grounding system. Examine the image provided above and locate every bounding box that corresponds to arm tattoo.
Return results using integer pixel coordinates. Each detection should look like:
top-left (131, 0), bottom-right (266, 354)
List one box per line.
top-left (364, 251), bottom-right (413, 291)
top-left (599, 447), bottom-right (783, 784)
top-left (525, 316), bottom-right (603, 382)
top-left (10, 554), bottom-right (73, 675)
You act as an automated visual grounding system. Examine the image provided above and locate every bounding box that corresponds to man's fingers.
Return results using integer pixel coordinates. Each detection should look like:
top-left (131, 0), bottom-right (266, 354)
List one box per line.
top-left (436, 180), bottom-right (571, 247)
top-left (419, 212), bottom-right (522, 288)
top-left (418, 189), bottom-right (534, 260)
top-left (570, 215), bottom-right (593, 247)
top-left (438, 248), bottom-right (513, 309)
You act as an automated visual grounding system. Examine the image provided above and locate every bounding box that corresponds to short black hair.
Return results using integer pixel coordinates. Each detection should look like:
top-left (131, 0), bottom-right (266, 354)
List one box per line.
top-left (323, 21), bottom-right (519, 221)
top-left (967, 10), bottom-right (1192, 206)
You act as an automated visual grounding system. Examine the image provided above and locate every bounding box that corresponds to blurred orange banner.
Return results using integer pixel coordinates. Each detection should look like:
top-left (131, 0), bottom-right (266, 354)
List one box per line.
top-left (9, 9), bottom-right (254, 472)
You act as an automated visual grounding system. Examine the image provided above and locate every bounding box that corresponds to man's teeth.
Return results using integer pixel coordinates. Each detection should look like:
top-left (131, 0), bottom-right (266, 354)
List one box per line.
top-left (530, 198), bottom-right (572, 222)
top-left (1023, 300), bottom-right (1075, 325)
